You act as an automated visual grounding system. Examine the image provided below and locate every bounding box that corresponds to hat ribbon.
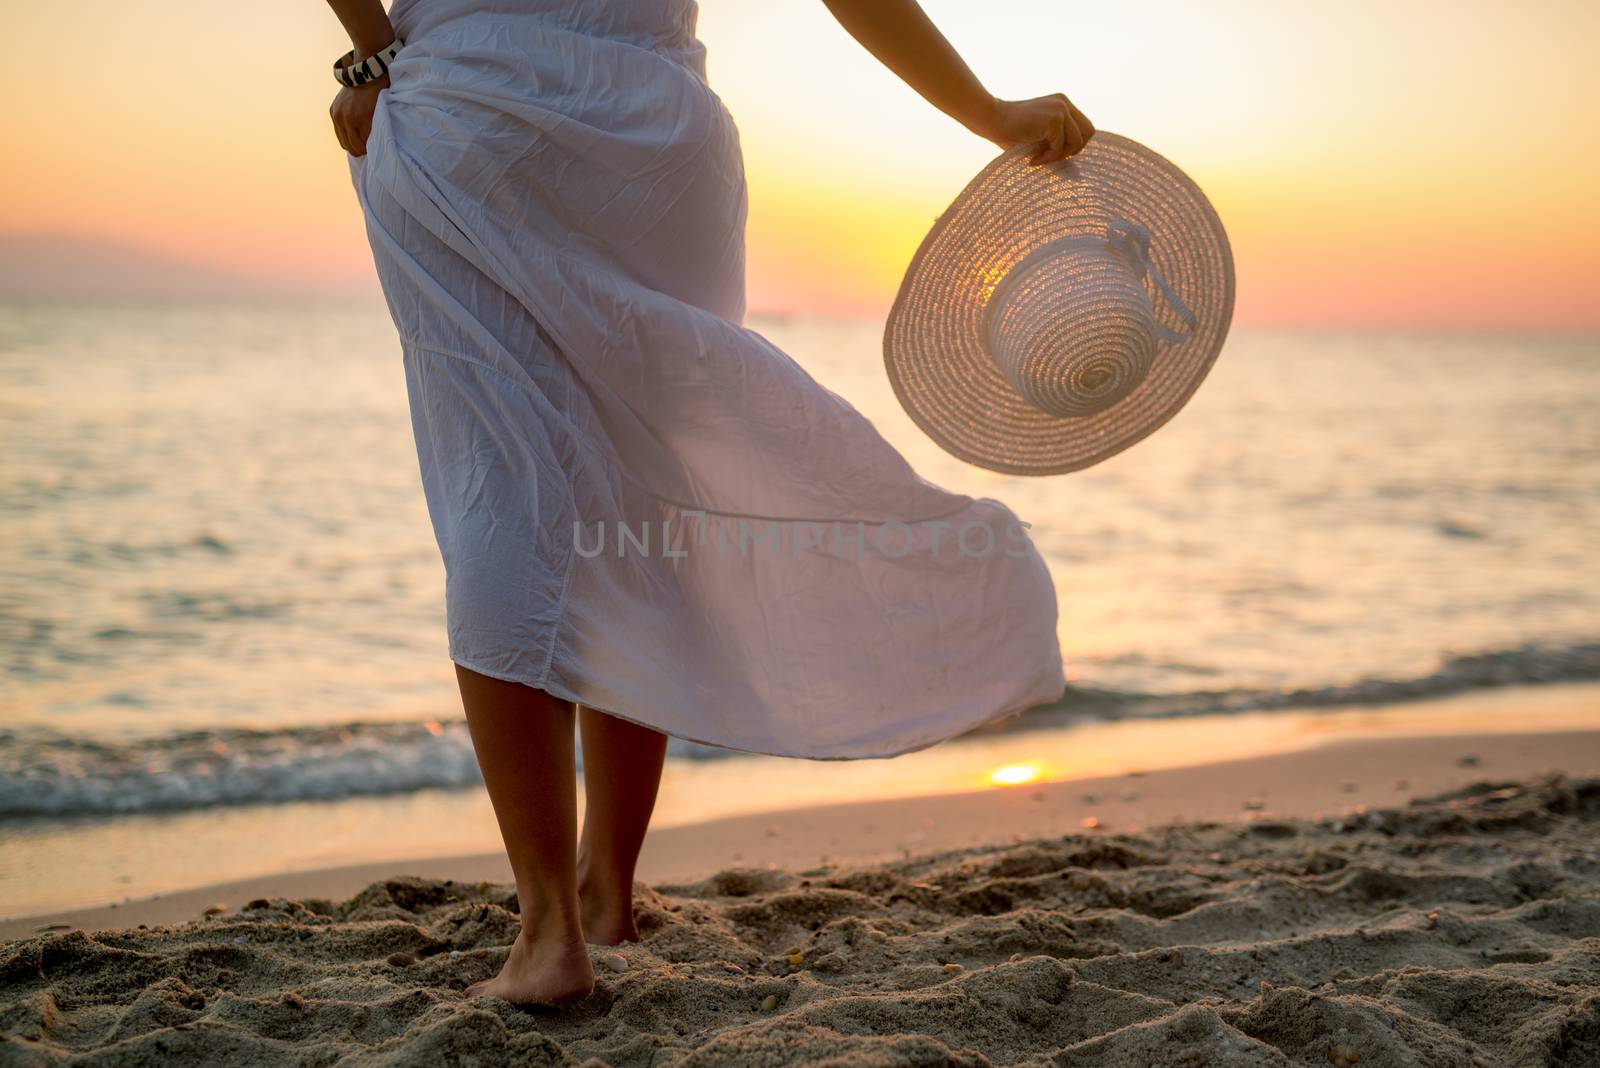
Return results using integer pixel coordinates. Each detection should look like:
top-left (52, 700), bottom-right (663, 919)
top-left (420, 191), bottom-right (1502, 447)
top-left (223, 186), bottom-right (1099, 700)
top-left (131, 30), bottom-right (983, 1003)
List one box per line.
top-left (1104, 219), bottom-right (1198, 344)
top-left (982, 219), bottom-right (1199, 351)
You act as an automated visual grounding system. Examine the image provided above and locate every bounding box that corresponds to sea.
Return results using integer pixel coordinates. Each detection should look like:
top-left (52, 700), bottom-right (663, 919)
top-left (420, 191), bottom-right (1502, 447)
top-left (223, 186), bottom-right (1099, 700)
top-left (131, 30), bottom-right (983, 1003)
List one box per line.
top-left (2, 296), bottom-right (1597, 916)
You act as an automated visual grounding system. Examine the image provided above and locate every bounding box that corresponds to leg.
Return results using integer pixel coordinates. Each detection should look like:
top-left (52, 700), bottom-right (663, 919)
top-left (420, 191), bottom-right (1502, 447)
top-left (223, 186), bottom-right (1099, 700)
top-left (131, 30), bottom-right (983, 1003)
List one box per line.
top-left (576, 705), bottom-right (669, 945)
top-left (454, 664), bottom-right (596, 1004)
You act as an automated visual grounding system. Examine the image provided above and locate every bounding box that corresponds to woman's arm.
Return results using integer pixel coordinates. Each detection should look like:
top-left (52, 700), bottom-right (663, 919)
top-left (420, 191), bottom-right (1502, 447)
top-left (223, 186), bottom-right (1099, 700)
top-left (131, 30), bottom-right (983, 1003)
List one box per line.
top-left (327, 0), bottom-right (395, 56)
top-left (325, 0), bottom-right (397, 157)
top-left (819, 0), bottom-right (1092, 165)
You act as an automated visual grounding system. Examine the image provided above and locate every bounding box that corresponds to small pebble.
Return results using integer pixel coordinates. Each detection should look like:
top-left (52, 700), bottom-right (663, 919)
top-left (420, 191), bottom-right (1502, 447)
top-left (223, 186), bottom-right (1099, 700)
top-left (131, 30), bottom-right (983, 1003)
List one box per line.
top-left (281, 991), bottom-right (305, 1010)
top-left (449, 950), bottom-right (463, 960)
top-left (761, 993), bottom-right (779, 1011)
top-left (35, 923), bottom-right (71, 933)
top-left (1009, 952), bottom-right (1024, 962)
top-left (231, 935), bottom-right (248, 944)
top-left (1243, 798), bottom-right (1265, 811)
top-left (1457, 754), bottom-right (1480, 767)
top-left (388, 953), bottom-right (416, 967)
top-left (605, 953), bottom-right (628, 973)
top-left (1080, 816), bottom-right (1101, 830)
top-left (1169, 948), bottom-right (1184, 969)
top-left (202, 905), bottom-right (227, 918)
top-left (944, 962), bottom-right (963, 973)
top-left (786, 952), bottom-right (804, 966)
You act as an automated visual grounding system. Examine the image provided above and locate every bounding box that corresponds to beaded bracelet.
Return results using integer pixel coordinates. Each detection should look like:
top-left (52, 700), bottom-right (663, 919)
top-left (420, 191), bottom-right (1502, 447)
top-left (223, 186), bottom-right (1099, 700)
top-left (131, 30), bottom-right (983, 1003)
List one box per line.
top-left (333, 39), bottom-right (402, 89)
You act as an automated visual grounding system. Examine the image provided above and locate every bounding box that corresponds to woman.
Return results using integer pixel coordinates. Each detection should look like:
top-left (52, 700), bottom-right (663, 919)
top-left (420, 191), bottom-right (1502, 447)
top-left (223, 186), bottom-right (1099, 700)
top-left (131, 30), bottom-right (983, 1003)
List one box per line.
top-left (326, 0), bottom-right (1090, 1005)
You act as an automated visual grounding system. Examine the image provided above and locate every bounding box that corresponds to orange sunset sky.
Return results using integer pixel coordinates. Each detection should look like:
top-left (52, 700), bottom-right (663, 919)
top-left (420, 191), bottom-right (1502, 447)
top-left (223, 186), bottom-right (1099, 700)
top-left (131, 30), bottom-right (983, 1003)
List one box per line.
top-left (4, 0), bottom-right (1597, 328)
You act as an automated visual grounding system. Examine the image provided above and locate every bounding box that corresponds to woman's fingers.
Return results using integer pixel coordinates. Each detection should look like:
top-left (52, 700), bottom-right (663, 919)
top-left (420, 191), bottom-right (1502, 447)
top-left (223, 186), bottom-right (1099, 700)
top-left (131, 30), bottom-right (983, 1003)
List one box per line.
top-left (1068, 99), bottom-right (1095, 145)
top-left (329, 100), bottom-right (348, 154)
top-left (329, 85), bottom-right (385, 157)
top-left (1054, 95), bottom-right (1087, 157)
top-left (988, 94), bottom-right (1095, 165)
top-left (351, 112), bottom-right (369, 157)
top-left (1028, 131), bottom-right (1055, 166)
top-left (1021, 96), bottom-right (1089, 166)
top-left (1066, 114), bottom-right (1086, 155)
top-left (1047, 111), bottom-right (1068, 160)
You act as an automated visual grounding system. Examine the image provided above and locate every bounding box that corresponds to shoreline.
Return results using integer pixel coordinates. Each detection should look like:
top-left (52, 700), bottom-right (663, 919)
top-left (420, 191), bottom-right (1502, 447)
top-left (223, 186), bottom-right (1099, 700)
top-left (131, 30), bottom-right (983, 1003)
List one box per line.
top-left (6, 723), bottom-right (1596, 942)
top-left (5, 679), bottom-right (1599, 924)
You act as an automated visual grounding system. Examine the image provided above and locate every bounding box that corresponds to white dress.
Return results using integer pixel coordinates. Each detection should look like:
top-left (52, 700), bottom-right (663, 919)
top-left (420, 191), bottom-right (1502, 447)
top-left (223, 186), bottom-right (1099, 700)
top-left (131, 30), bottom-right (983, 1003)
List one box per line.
top-left (348, 0), bottom-right (1066, 759)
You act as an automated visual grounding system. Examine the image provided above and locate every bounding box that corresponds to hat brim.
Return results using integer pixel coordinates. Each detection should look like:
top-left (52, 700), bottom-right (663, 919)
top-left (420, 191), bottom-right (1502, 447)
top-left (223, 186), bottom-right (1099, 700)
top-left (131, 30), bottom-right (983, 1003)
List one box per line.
top-left (883, 132), bottom-right (1235, 476)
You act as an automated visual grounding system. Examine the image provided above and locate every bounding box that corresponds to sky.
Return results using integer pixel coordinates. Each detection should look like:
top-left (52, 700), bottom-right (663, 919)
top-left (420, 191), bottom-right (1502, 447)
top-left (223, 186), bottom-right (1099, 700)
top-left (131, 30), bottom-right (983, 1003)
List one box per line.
top-left (3, 0), bottom-right (1597, 328)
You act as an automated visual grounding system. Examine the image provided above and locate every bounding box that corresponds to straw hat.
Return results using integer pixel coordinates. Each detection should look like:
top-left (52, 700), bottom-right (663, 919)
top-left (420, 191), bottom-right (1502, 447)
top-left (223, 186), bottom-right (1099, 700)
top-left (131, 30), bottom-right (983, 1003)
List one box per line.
top-left (883, 132), bottom-right (1235, 476)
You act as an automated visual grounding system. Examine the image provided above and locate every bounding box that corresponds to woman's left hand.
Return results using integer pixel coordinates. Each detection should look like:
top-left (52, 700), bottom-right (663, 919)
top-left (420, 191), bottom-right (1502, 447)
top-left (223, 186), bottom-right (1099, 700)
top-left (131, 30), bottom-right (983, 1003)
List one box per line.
top-left (330, 78), bottom-right (388, 157)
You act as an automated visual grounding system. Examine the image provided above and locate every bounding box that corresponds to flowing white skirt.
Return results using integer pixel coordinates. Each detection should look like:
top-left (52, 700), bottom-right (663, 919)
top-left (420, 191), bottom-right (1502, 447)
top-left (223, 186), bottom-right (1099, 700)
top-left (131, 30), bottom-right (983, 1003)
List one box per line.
top-left (347, 0), bottom-right (1066, 758)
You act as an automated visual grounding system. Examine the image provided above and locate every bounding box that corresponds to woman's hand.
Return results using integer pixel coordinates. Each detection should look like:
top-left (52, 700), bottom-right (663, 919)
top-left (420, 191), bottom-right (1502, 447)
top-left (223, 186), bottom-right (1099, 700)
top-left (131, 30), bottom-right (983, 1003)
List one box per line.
top-left (971, 93), bottom-right (1095, 166)
top-left (329, 77), bottom-right (388, 157)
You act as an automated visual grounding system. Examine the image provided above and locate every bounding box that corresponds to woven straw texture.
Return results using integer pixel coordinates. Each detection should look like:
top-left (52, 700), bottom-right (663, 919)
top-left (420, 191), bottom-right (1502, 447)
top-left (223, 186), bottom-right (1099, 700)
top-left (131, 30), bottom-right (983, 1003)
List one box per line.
top-left (884, 132), bottom-right (1235, 476)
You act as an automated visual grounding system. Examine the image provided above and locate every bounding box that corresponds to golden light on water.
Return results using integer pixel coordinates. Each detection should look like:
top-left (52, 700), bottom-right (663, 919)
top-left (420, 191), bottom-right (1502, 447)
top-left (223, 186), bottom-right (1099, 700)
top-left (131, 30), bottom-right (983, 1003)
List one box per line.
top-left (985, 761), bottom-right (1046, 787)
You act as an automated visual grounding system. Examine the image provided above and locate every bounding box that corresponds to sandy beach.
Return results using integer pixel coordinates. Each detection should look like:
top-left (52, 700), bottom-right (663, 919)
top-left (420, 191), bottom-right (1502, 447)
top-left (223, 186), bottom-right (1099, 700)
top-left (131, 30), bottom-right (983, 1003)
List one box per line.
top-left (8, 0), bottom-right (1600, 1064)
top-left (4, 729), bottom-right (1598, 1065)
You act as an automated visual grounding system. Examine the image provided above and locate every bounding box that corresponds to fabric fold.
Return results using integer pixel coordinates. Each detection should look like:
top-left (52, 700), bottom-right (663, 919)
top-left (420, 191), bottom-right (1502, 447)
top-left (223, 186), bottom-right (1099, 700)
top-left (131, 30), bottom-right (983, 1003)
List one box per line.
top-left (348, 0), bottom-right (1067, 758)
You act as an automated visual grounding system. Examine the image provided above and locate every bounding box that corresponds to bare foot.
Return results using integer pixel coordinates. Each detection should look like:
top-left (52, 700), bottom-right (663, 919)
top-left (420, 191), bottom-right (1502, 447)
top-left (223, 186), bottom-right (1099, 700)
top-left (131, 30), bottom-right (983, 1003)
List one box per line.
top-left (577, 868), bottom-right (640, 946)
top-left (464, 928), bottom-right (595, 1005)
top-left (580, 893), bottom-right (639, 946)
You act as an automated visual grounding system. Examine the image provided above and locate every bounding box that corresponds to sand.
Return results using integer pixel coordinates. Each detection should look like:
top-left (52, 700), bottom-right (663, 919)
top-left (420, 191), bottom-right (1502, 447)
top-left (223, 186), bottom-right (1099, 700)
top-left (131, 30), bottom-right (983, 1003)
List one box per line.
top-left (4, 764), bottom-right (1599, 1065)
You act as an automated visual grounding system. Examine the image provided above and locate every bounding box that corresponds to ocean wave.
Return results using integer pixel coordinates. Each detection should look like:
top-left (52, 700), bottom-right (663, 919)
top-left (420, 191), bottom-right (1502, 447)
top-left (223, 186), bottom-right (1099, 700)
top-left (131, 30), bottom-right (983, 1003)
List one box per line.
top-left (1042, 638), bottom-right (1600, 722)
top-left (2, 639), bottom-right (1596, 819)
